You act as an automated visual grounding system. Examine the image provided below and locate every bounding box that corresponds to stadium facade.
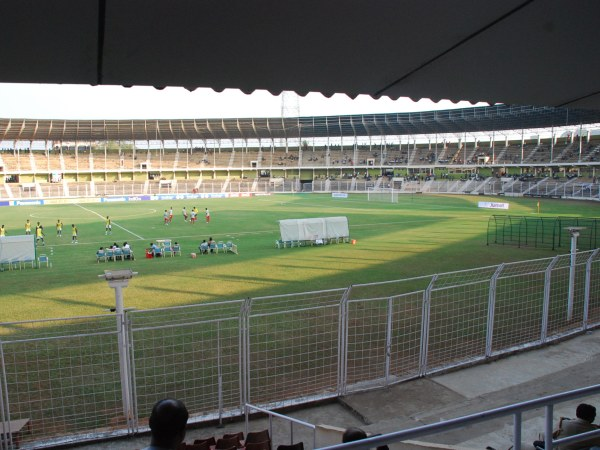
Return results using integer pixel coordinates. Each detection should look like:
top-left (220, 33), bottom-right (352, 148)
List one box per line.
top-left (1, 105), bottom-right (600, 202)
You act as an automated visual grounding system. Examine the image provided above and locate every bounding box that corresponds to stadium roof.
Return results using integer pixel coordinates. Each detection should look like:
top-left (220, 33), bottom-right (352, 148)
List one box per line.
top-left (1, 1), bottom-right (599, 110)
top-left (2, 105), bottom-right (600, 142)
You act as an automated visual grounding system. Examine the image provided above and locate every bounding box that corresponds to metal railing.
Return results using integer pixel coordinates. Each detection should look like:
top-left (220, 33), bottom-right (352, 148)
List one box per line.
top-left (245, 403), bottom-right (317, 449)
top-left (1, 251), bottom-right (599, 448)
top-left (317, 384), bottom-right (600, 450)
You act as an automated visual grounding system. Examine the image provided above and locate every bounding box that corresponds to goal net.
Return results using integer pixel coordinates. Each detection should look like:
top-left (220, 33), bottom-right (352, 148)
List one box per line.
top-left (367, 188), bottom-right (398, 203)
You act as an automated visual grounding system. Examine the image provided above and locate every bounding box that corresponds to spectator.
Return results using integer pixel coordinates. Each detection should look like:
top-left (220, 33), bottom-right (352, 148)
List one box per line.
top-left (557, 404), bottom-right (600, 450)
top-left (142, 398), bottom-right (189, 450)
top-left (535, 403), bottom-right (600, 450)
top-left (343, 427), bottom-right (367, 443)
top-left (199, 239), bottom-right (208, 254)
top-left (342, 427), bottom-right (389, 450)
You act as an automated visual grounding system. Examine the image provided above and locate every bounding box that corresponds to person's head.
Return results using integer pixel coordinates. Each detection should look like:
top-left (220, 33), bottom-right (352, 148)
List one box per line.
top-left (342, 427), bottom-right (367, 443)
top-left (576, 403), bottom-right (596, 423)
top-left (148, 398), bottom-right (188, 448)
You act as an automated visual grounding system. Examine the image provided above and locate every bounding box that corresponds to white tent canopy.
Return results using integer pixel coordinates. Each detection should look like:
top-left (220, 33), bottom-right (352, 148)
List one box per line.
top-left (279, 217), bottom-right (349, 242)
top-left (0, 235), bottom-right (36, 264)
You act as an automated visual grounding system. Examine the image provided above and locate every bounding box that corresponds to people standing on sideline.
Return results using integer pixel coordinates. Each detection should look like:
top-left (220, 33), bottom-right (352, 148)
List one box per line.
top-left (164, 209), bottom-right (170, 225)
top-left (56, 219), bottom-right (63, 237)
top-left (0, 224), bottom-right (5, 237)
top-left (25, 219), bottom-right (31, 235)
top-left (105, 216), bottom-right (112, 235)
top-left (205, 208), bottom-right (210, 223)
top-left (35, 222), bottom-right (45, 246)
top-left (182, 206), bottom-right (188, 222)
top-left (208, 236), bottom-right (215, 253)
top-left (71, 224), bottom-right (78, 244)
top-left (141, 398), bottom-right (189, 450)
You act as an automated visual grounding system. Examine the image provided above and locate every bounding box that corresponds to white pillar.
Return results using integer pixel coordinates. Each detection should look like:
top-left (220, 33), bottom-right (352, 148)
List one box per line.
top-left (99, 270), bottom-right (138, 432)
top-left (566, 228), bottom-right (584, 320)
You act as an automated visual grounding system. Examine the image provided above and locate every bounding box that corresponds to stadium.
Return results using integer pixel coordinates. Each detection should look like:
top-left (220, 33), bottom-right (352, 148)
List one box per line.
top-left (1, 2), bottom-right (600, 450)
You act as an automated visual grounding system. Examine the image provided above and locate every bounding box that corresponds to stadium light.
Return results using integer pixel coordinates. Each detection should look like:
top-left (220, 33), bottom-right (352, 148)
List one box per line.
top-left (566, 227), bottom-right (585, 321)
top-left (98, 269), bottom-right (138, 429)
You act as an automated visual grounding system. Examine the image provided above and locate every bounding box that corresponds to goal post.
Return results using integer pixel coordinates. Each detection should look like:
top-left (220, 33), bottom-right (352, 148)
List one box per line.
top-left (367, 187), bottom-right (398, 203)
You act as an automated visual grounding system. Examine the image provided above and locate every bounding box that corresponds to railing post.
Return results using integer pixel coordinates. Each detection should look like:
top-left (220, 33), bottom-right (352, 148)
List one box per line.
top-left (241, 298), bottom-right (252, 409)
top-left (544, 404), bottom-right (554, 450)
top-left (541, 257), bottom-right (559, 343)
top-left (0, 340), bottom-right (12, 450)
top-left (486, 264), bottom-right (504, 357)
top-left (338, 286), bottom-right (352, 395)
top-left (385, 296), bottom-right (393, 385)
top-left (583, 249), bottom-right (599, 330)
top-left (217, 321), bottom-right (223, 426)
top-left (513, 411), bottom-right (522, 450)
top-left (419, 275), bottom-right (437, 377)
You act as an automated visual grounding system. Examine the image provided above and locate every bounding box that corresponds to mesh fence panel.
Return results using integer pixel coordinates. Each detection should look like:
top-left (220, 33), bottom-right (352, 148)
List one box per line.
top-left (0, 317), bottom-right (121, 447)
top-left (346, 298), bottom-right (389, 387)
top-left (493, 271), bottom-right (545, 351)
top-left (130, 301), bottom-right (244, 422)
top-left (388, 292), bottom-right (423, 381)
top-left (590, 260), bottom-right (600, 325)
top-left (246, 290), bottom-right (345, 406)
top-left (428, 281), bottom-right (489, 368)
top-left (2, 253), bottom-right (600, 447)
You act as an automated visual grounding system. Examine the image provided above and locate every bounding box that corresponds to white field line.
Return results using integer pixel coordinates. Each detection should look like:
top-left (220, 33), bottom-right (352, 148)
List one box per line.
top-left (74, 203), bottom-right (145, 240)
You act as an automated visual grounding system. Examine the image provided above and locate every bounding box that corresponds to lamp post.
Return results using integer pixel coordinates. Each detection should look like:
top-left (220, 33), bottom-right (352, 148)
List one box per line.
top-left (566, 227), bottom-right (584, 320)
top-left (99, 269), bottom-right (138, 432)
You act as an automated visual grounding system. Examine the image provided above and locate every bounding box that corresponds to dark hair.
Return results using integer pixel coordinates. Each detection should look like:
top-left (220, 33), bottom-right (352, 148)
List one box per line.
top-left (342, 427), bottom-right (367, 443)
top-left (576, 403), bottom-right (596, 422)
top-left (149, 398), bottom-right (188, 444)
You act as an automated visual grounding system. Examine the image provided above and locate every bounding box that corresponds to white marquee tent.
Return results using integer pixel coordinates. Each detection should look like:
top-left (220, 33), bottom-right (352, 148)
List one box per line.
top-left (279, 217), bottom-right (349, 243)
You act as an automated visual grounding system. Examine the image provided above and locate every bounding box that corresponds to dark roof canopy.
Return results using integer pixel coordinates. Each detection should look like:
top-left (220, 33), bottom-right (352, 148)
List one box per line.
top-left (2, 105), bottom-right (600, 142)
top-left (1, 1), bottom-right (599, 109)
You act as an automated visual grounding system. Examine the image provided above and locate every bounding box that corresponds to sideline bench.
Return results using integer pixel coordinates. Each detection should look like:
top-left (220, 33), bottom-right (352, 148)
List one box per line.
top-left (1, 418), bottom-right (31, 448)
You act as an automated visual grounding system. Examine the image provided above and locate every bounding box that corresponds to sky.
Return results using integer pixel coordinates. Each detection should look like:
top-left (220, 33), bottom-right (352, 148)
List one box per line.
top-left (0, 83), bottom-right (487, 120)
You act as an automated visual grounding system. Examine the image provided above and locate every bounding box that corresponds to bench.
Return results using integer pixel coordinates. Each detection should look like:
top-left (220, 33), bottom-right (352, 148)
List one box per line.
top-left (1, 418), bottom-right (31, 448)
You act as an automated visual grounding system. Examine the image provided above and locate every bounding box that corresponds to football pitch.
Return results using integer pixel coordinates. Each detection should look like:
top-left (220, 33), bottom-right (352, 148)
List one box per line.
top-left (1, 193), bottom-right (598, 323)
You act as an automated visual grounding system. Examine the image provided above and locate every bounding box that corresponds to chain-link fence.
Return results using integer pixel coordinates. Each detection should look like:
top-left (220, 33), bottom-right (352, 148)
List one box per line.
top-left (1, 251), bottom-right (600, 448)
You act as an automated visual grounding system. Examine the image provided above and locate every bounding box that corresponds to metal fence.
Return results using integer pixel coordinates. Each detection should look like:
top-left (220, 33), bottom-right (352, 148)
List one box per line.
top-left (487, 216), bottom-right (600, 250)
top-left (1, 251), bottom-right (600, 449)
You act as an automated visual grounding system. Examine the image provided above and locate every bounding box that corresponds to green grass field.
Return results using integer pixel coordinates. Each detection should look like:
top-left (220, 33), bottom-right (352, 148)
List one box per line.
top-left (1, 193), bottom-right (597, 324)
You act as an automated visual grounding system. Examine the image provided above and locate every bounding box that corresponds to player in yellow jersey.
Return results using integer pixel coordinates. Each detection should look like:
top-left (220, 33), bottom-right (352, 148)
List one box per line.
top-left (71, 224), bottom-right (78, 244)
top-left (35, 222), bottom-right (45, 246)
top-left (105, 216), bottom-right (112, 235)
top-left (0, 224), bottom-right (5, 237)
top-left (56, 219), bottom-right (63, 237)
top-left (25, 219), bottom-right (31, 235)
